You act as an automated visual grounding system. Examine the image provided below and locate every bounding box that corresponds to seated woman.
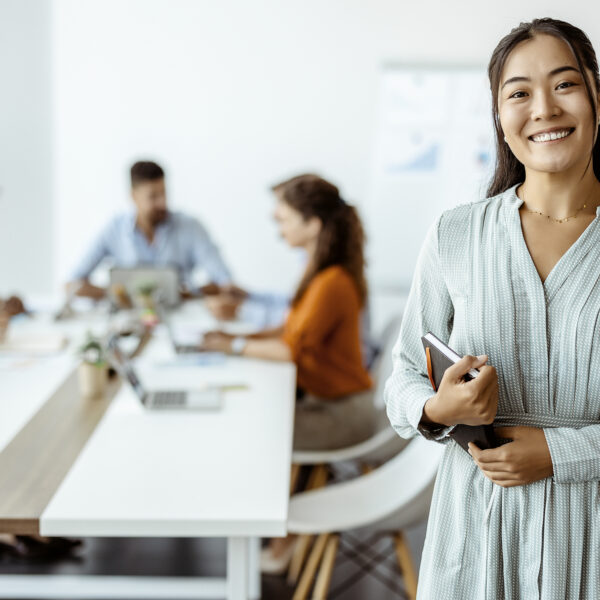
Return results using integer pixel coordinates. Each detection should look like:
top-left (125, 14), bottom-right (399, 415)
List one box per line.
top-left (201, 173), bottom-right (375, 451)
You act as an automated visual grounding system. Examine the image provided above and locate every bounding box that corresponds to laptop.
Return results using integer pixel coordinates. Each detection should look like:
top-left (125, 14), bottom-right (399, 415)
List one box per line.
top-left (107, 336), bottom-right (222, 410)
top-left (109, 266), bottom-right (181, 308)
top-left (154, 306), bottom-right (205, 354)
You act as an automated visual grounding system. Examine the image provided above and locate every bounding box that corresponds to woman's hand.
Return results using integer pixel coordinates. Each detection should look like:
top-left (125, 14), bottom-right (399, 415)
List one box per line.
top-left (468, 426), bottom-right (554, 487)
top-left (200, 331), bottom-right (234, 353)
top-left (423, 355), bottom-right (499, 427)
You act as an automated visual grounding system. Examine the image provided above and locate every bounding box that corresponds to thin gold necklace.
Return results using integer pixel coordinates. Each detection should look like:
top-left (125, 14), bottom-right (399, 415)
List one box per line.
top-left (521, 187), bottom-right (594, 224)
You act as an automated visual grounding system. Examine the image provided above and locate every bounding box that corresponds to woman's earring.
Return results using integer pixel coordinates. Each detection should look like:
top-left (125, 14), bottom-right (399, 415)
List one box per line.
top-left (504, 136), bottom-right (507, 143)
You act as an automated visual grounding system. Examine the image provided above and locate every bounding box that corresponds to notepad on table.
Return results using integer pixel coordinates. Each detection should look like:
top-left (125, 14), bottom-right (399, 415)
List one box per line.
top-left (0, 332), bottom-right (68, 355)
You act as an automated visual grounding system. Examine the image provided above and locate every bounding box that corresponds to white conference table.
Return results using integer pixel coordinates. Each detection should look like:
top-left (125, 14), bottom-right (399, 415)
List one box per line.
top-left (0, 304), bottom-right (296, 600)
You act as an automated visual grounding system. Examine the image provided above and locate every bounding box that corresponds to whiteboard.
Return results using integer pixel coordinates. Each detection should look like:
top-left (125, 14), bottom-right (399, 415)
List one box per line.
top-left (366, 65), bottom-right (495, 290)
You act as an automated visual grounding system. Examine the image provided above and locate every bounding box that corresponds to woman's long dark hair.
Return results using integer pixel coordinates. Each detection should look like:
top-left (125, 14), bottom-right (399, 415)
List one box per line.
top-left (273, 174), bottom-right (368, 307)
top-left (487, 18), bottom-right (600, 197)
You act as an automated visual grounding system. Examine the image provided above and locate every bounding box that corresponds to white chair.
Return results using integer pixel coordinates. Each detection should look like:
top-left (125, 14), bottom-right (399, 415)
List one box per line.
top-left (287, 436), bottom-right (444, 600)
top-left (286, 315), bottom-right (406, 585)
top-left (291, 314), bottom-right (406, 470)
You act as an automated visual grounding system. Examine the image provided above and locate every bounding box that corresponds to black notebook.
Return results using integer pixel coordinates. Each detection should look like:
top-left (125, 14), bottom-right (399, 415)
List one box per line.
top-left (421, 332), bottom-right (501, 453)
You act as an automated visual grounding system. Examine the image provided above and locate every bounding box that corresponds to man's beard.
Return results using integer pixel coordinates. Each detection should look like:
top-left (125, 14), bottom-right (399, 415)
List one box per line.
top-left (150, 209), bottom-right (168, 225)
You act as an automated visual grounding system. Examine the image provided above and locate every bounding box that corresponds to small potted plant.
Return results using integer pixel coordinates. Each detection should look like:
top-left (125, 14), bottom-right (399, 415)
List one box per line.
top-left (134, 281), bottom-right (161, 327)
top-left (77, 333), bottom-right (109, 398)
top-left (135, 281), bottom-right (158, 310)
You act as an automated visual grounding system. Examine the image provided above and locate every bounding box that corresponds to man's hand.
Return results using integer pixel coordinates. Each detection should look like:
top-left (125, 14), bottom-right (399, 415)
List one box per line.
top-left (68, 281), bottom-right (106, 301)
top-left (200, 331), bottom-right (234, 353)
top-left (218, 284), bottom-right (248, 300)
top-left (199, 283), bottom-right (221, 297)
top-left (468, 426), bottom-right (554, 487)
top-left (205, 293), bottom-right (244, 321)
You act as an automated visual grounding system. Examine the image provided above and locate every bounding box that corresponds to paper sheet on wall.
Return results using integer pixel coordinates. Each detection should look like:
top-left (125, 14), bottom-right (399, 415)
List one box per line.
top-left (367, 66), bottom-right (495, 290)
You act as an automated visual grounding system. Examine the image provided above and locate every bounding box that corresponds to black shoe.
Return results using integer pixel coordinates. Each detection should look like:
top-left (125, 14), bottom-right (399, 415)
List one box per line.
top-left (13, 536), bottom-right (83, 561)
top-left (0, 540), bottom-right (20, 560)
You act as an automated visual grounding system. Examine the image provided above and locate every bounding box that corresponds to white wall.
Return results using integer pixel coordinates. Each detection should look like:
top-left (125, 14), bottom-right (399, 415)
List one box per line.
top-left (52, 0), bottom-right (600, 298)
top-left (0, 0), bottom-right (53, 296)
top-left (4, 1), bottom-right (599, 301)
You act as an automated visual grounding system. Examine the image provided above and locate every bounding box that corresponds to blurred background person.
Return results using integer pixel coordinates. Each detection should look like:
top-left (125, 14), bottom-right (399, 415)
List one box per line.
top-left (202, 174), bottom-right (375, 450)
top-left (67, 160), bottom-right (232, 300)
top-left (202, 174), bottom-right (375, 572)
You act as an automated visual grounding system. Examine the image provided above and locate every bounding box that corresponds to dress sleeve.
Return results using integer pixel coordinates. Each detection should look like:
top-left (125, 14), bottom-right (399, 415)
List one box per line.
top-left (384, 215), bottom-right (456, 442)
top-left (543, 426), bottom-right (600, 483)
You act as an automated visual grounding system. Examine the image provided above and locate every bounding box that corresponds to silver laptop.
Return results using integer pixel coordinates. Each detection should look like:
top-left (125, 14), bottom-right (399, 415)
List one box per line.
top-left (109, 266), bottom-right (181, 308)
top-left (153, 305), bottom-right (206, 355)
top-left (164, 317), bottom-right (204, 355)
top-left (107, 336), bottom-right (222, 410)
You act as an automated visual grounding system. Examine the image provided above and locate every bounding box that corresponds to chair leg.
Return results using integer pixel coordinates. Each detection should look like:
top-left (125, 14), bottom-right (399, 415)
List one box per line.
top-left (287, 534), bottom-right (314, 585)
top-left (394, 531), bottom-right (418, 600)
top-left (287, 464), bottom-right (329, 584)
top-left (311, 534), bottom-right (339, 599)
top-left (306, 464), bottom-right (328, 489)
top-left (292, 533), bottom-right (330, 600)
top-left (361, 463), bottom-right (374, 474)
top-left (290, 463), bottom-right (301, 495)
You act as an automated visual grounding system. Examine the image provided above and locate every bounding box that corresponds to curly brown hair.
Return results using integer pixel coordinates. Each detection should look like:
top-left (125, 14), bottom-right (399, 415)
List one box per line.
top-left (272, 174), bottom-right (368, 307)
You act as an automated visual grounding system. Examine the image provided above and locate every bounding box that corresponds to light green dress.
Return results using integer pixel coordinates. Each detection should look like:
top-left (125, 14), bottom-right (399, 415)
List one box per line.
top-left (385, 184), bottom-right (600, 599)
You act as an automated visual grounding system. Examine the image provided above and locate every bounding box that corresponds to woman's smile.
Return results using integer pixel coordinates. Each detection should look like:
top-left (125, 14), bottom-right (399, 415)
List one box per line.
top-left (527, 126), bottom-right (575, 143)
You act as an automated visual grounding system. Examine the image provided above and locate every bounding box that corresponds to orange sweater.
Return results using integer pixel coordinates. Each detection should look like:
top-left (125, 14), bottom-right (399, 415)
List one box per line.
top-left (282, 266), bottom-right (372, 399)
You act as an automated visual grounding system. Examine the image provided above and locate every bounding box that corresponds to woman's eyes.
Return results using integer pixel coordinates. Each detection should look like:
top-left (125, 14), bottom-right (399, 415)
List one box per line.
top-left (556, 81), bottom-right (577, 90)
top-left (507, 81), bottom-right (578, 100)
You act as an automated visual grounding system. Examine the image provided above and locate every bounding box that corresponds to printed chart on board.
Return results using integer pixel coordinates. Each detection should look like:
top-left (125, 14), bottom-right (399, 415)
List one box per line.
top-left (367, 66), bottom-right (495, 290)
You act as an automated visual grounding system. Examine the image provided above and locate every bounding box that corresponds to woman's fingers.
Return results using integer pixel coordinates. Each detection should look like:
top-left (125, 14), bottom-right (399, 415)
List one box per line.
top-left (480, 472), bottom-right (523, 487)
top-left (479, 469), bottom-right (517, 481)
top-left (448, 354), bottom-right (487, 382)
top-left (469, 444), bottom-right (515, 473)
top-left (470, 427), bottom-right (552, 487)
top-left (468, 442), bottom-right (511, 464)
top-left (474, 460), bottom-right (515, 473)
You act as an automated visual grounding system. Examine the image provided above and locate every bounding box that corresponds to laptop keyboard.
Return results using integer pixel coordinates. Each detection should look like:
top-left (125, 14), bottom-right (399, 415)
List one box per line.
top-left (151, 391), bottom-right (187, 406)
top-left (176, 345), bottom-right (201, 354)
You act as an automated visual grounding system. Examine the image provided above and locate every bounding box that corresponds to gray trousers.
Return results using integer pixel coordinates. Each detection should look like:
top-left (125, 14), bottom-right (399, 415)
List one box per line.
top-left (293, 389), bottom-right (376, 451)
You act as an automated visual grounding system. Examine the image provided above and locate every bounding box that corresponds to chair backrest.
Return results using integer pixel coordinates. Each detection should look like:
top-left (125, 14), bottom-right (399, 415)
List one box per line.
top-left (370, 314), bottom-right (402, 409)
top-left (288, 435), bottom-right (444, 534)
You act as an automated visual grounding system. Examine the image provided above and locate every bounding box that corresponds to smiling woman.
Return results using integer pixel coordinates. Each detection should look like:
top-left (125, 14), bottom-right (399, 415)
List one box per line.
top-left (385, 17), bottom-right (600, 600)
top-left (488, 20), bottom-right (600, 197)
